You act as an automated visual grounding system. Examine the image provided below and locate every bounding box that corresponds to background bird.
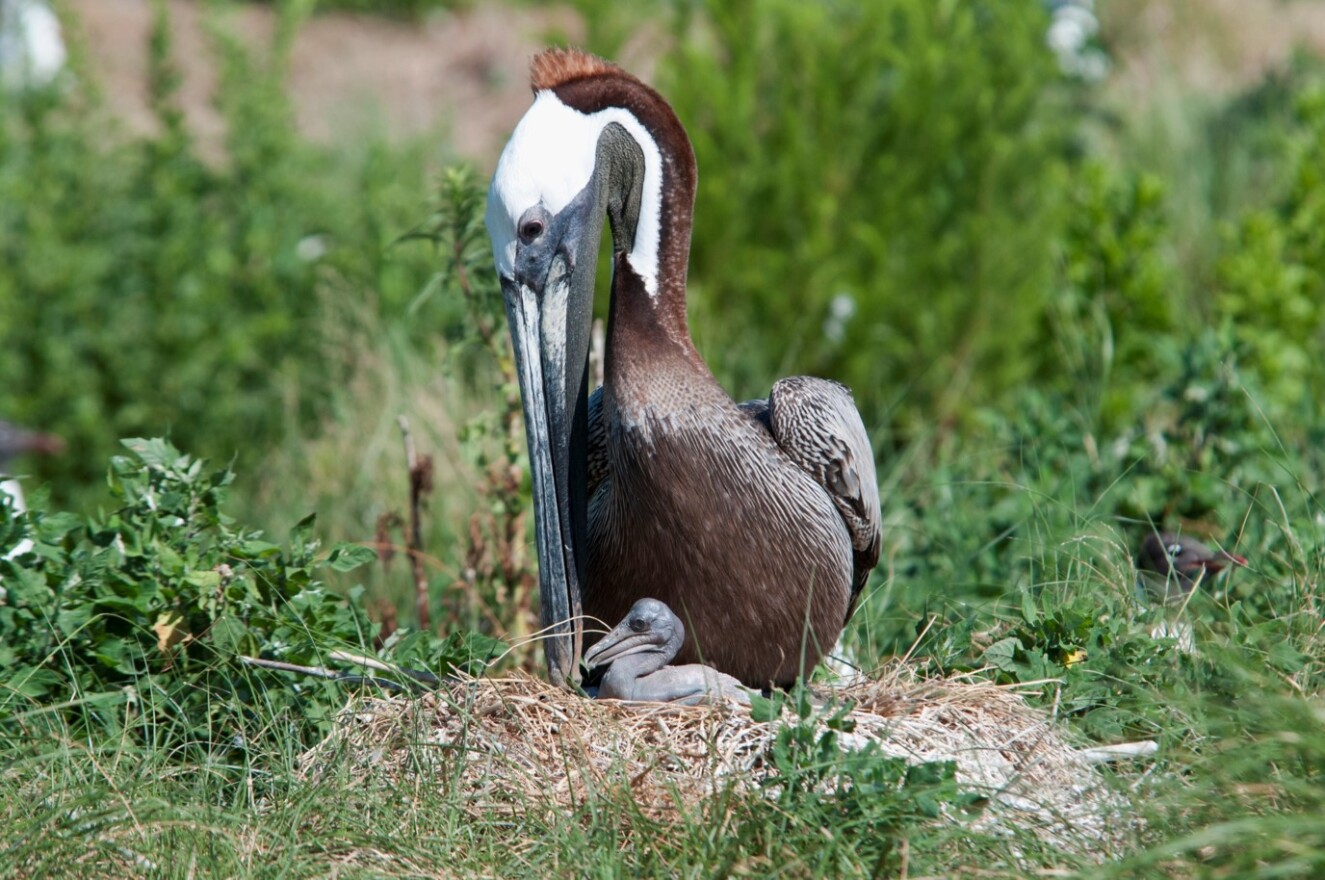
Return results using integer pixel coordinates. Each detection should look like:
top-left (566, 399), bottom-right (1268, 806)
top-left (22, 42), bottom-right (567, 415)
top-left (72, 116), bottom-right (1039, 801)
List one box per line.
top-left (1136, 531), bottom-right (1247, 605)
top-left (1, 419), bottom-right (64, 558)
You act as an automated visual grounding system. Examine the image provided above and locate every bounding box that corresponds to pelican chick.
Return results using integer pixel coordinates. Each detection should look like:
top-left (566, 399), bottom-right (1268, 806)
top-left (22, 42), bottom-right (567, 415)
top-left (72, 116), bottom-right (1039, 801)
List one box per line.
top-left (584, 598), bottom-right (752, 706)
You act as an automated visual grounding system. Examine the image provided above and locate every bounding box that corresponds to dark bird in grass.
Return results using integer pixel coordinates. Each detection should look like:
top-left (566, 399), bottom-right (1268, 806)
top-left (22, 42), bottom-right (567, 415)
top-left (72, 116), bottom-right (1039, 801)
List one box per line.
top-left (1137, 531), bottom-right (1247, 605)
top-left (0, 419), bottom-right (64, 513)
top-left (485, 48), bottom-right (881, 690)
top-left (584, 598), bottom-right (751, 705)
top-left (1, 419), bottom-right (64, 561)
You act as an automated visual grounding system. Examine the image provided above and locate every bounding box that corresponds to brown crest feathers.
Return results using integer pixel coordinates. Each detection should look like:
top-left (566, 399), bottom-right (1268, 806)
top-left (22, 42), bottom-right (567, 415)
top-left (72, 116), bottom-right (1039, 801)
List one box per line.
top-left (530, 47), bottom-right (622, 91)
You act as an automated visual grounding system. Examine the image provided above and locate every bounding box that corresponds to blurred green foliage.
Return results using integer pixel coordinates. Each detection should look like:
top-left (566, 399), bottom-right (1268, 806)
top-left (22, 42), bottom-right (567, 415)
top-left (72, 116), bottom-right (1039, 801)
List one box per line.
top-left (1218, 84), bottom-right (1325, 418)
top-left (0, 1), bottom-right (453, 507)
top-left (1042, 161), bottom-right (1176, 424)
top-left (666, 0), bottom-right (1069, 432)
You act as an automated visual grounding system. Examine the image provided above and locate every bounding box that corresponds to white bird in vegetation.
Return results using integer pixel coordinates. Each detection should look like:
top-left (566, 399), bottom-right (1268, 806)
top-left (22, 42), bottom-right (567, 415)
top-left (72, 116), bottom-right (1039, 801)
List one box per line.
top-left (0, 0), bottom-right (66, 90)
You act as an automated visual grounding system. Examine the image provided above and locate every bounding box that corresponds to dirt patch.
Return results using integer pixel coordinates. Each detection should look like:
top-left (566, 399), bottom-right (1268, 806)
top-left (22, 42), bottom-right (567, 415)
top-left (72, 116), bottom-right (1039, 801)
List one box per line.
top-left (1103, 0), bottom-right (1325, 99)
top-left (66, 0), bottom-right (581, 162)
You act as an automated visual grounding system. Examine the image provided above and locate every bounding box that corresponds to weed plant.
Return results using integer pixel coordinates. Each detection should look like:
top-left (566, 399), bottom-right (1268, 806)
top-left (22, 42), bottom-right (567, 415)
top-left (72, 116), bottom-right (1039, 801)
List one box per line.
top-left (0, 438), bottom-right (494, 755)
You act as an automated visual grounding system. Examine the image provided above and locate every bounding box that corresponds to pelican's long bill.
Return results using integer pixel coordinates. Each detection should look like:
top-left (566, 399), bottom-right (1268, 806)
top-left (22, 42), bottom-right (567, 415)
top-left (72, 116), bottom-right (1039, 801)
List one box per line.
top-left (490, 119), bottom-right (612, 687)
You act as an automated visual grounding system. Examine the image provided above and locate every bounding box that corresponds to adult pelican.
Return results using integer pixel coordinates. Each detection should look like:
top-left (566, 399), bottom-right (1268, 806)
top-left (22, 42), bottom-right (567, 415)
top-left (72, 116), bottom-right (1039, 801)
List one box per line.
top-left (486, 48), bottom-right (880, 690)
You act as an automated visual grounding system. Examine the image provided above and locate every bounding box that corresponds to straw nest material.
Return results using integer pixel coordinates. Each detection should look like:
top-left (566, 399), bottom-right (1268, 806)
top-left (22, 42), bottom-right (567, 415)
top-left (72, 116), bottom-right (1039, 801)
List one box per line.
top-left (299, 665), bottom-right (1139, 860)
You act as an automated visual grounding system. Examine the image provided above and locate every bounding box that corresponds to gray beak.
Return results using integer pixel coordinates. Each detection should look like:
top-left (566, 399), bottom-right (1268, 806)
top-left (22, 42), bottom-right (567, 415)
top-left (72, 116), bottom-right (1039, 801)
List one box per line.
top-left (583, 623), bottom-right (661, 670)
top-left (503, 184), bottom-right (604, 688)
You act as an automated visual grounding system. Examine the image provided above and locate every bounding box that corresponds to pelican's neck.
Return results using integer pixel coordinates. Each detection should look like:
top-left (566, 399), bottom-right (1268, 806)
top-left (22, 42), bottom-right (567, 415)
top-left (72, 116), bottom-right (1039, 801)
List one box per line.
top-left (597, 102), bottom-right (706, 388)
top-left (547, 68), bottom-right (706, 384)
top-left (607, 646), bottom-right (671, 687)
top-left (603, 113), bottom-right (695, 343)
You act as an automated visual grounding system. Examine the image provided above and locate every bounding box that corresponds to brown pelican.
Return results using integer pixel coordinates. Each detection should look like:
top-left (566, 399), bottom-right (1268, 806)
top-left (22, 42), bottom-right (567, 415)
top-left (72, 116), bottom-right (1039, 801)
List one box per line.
top-left (486, 48), bottom-right (880, 690)
top-left (584, 598), bottom-right (752, 705)
top-left (1137, 531), bottom-right (1247, 604)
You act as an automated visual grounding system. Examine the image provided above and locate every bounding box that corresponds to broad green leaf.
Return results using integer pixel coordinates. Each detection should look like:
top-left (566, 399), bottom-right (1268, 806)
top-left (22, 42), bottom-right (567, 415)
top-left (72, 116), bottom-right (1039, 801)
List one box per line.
top-left (327, 543), bottom-right (378, 573)
top-left (981, 637), bottom-right (1023, 673)
top-left (236, 540), bottom-right (282, 560)
top-left (122, 437), bottom-right (184, 470)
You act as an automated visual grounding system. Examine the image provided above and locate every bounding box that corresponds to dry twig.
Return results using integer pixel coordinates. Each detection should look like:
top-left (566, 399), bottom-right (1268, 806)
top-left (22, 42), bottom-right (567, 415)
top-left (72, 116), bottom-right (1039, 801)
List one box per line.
top-left (397, 414), bottom-right (434, 631)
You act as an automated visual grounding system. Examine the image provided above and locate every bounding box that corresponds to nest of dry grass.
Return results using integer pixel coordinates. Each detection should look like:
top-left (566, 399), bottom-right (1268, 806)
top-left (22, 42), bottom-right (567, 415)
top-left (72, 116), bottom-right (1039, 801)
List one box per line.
top-left (299, 664), bottom-right (1139, 860)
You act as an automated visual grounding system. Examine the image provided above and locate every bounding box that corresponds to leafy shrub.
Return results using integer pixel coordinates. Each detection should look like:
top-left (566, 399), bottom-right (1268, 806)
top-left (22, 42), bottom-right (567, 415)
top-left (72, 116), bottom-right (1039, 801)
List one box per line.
top-left (1217, 83), bottom-right (1325, 419)
top-left (0, 438), bottom-right (498, 751)
top-left (0, 2), bottom-right (450, 508)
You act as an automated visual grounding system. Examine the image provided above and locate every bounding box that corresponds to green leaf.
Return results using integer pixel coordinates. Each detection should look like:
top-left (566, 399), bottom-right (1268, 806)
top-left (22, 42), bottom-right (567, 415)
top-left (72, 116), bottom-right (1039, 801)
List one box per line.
top-left (981, 637), bottom-right (1023, 673)
top-left (35, 512), bottom-right (82, 543)
top-left (4, 666), bottom-right (66, 699)
top-left (748, 693), bottom-right (783, 723)
top-left (1020, 588), bottom-right (1038, 624)
top-left (327, 542), bottom-right (378, 573)
top-left (291, 512), bottom-right (317, 543)
top-left (236, 540), bottom-right (282, 560)
top-left (184, 570), bottom-right (221, 591)
top-left (121, 437), bottom-right (184, 469)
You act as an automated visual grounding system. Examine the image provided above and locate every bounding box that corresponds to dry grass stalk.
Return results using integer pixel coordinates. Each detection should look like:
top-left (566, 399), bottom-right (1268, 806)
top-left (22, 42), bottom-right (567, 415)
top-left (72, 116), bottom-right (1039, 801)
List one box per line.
top-left (396, 414), bottom-right (434, 631)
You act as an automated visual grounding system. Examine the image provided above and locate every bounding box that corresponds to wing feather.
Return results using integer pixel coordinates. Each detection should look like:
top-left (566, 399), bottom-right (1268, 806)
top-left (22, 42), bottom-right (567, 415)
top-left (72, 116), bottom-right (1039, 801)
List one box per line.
top-left (587, 385), bottom-right (608, 498)
top-left (761, 377), bottom-right (881, 622)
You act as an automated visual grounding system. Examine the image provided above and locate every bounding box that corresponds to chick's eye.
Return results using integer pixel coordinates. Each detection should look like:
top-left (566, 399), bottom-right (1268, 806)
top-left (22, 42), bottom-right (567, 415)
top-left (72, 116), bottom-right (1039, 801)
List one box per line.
top-left (1167, 543), bottom-right (1184, 558)
top-left (629, 617), bottom-right (647, 633)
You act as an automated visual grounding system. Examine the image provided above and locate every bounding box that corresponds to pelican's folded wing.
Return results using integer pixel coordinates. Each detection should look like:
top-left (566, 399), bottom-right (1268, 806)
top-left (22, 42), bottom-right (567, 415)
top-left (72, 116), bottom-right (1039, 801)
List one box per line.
top-left (759, 376), bottom-right (881, 622)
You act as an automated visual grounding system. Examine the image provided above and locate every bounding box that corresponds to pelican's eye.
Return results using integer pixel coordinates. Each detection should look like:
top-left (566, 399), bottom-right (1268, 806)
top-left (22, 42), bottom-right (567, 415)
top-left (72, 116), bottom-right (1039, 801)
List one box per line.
top-left (629, 617), bottom-right (647, 633)
top-left (515, 204), bottom-right (552, 247)
top-left (519, 219), bottom-right (545, 243)
top-left (1167, 543), bottom-right (1184, 558)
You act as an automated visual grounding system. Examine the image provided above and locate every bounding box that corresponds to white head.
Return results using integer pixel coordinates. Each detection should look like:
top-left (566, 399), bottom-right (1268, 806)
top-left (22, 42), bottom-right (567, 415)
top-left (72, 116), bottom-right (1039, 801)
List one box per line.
top-left (486, 89), bottom-right (665, 297)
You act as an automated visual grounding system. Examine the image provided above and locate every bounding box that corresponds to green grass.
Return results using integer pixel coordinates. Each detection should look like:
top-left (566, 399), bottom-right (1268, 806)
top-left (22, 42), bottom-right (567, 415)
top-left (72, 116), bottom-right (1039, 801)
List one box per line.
top-left (0, 743), bottom-right (1055, 878)
top-left (4, 380), bottom-right (1322, 877)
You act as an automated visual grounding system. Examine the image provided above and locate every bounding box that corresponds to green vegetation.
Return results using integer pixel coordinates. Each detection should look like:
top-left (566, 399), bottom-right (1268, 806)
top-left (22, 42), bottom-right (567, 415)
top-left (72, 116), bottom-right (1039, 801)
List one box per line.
top-left (257, 0), bottom-right (461, 17)
top-left (1, 438), bottom-right (495, 751)
top-left (670, 0), bottom-right (1069, 429)
top-left (2, 0), bottom-right (1325, 876)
